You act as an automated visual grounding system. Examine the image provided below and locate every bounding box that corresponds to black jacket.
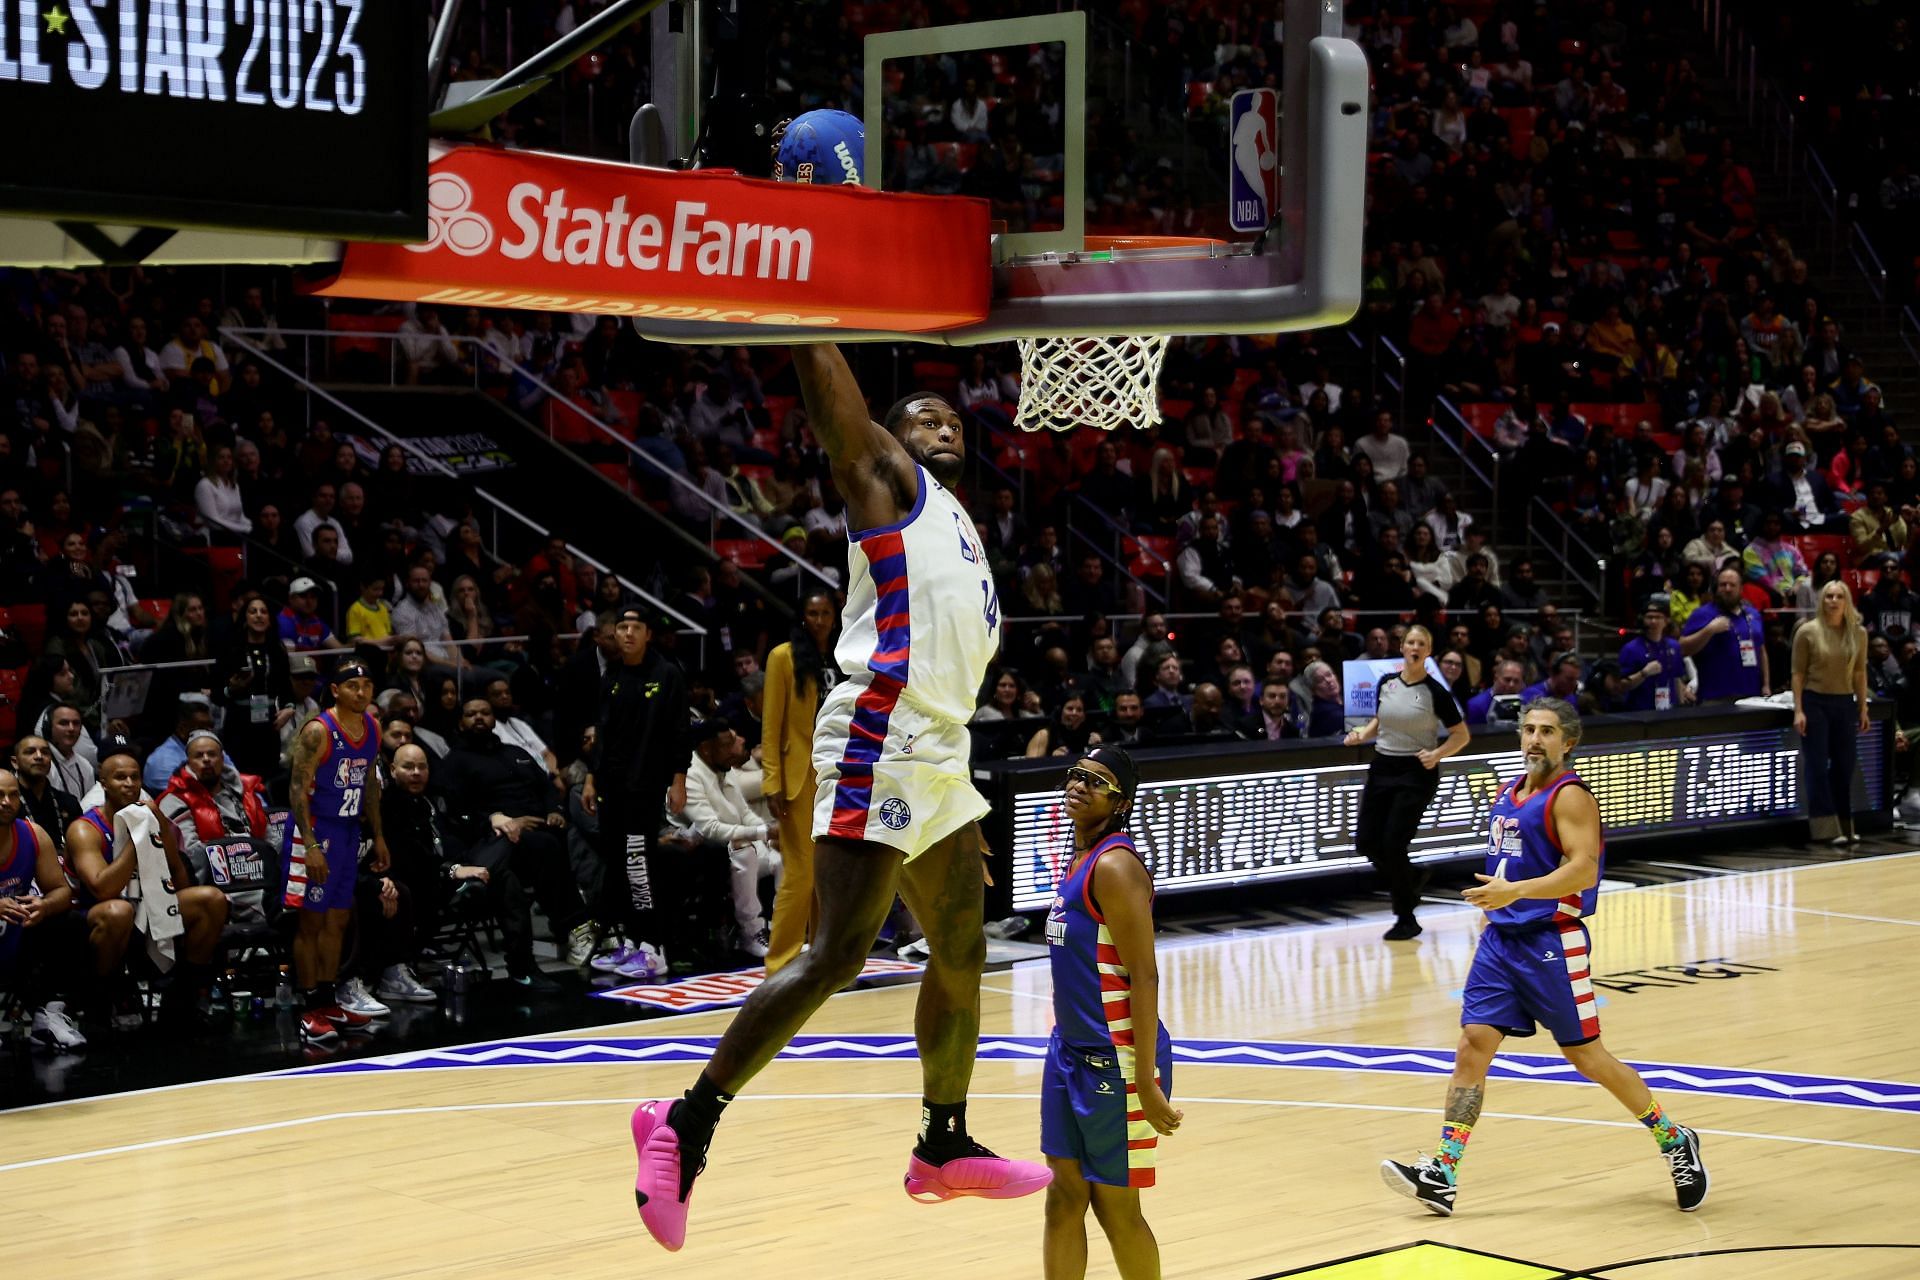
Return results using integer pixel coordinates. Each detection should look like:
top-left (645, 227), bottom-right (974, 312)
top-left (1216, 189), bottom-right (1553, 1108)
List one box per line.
top-left (435, 733), bottom-right (557, 844)
top-left (593, 649), bottom-right (689, 803)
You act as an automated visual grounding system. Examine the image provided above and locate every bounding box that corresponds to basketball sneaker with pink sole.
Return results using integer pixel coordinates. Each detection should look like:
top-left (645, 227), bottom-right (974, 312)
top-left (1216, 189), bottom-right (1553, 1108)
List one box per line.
top-left (630, 1101), bottom-right (699, 1251)
top-left (903, 1142), bottom-right (1053, 1202)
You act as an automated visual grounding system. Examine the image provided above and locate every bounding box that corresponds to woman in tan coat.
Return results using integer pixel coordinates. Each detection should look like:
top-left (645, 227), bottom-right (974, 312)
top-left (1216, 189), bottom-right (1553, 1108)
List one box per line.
top-left (760, 591), bottom-right (841, 972)
top-left (1791, 580), bottom-right (1870, 845)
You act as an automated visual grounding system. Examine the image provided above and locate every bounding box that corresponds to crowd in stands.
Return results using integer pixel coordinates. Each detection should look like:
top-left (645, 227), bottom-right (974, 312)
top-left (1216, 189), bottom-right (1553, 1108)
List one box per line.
top-left (5, 0), bottom-right (1919, 1053)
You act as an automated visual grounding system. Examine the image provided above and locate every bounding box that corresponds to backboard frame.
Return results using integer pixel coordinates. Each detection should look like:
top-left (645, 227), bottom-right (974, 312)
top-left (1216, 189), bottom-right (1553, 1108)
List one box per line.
top-left (624, 0), bottom-right (1367, 348)
top-left (863, 12), bottom-right (1086, 262)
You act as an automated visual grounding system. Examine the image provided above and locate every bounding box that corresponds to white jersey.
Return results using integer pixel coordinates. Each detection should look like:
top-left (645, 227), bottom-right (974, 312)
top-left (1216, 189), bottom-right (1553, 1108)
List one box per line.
top-left (833, 464), bottom-right (1000, 723)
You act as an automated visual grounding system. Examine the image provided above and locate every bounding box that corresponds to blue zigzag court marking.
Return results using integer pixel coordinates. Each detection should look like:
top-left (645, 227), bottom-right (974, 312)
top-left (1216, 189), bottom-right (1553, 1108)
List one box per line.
top-left (286, 1035), bottom-right (1920, 1115)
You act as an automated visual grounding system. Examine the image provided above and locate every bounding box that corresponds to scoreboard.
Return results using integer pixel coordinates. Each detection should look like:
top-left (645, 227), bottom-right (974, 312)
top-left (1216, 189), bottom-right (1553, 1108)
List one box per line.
top-left (0, 0), bottom-right (426, 239)
top-left (984, 712), bottom-right (1891, 913)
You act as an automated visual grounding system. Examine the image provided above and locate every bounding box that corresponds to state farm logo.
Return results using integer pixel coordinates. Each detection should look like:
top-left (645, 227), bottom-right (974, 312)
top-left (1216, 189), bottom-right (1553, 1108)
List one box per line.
top-left (404, 173), bottom-right (814, 283)
top-left (411, 173), bottom-right (495, 257)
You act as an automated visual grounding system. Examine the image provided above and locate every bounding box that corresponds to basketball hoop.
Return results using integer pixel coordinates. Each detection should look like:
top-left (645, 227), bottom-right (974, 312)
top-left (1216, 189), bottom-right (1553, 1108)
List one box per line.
top-left (1014, 334), bottom-right (1169, 434)
top-left (1006, 236), bottom-right (1222, 434)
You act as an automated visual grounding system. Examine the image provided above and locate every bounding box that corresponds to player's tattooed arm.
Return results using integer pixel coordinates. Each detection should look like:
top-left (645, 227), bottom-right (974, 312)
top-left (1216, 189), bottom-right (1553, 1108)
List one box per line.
top-left (288, 717), bottom-right (325, 849)
top-left (1445, 1085), bottom-right (1484, 1126)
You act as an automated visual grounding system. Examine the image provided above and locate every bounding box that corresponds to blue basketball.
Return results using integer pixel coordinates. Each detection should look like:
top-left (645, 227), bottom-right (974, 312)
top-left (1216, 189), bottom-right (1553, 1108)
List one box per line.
top-left (774, 109), bottom-right (866, 186)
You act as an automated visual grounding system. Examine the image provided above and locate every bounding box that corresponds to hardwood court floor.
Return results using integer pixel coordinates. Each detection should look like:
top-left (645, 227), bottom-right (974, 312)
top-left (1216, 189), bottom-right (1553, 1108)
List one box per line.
top-left (5, 852), bottom-right (1918, 1279)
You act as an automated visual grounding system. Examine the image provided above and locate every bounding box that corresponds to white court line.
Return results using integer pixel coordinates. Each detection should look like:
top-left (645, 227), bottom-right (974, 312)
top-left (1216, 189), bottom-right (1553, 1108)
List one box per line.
top-left (1634, 886), bottom-right (1920, 928)
top-left (2, 1092), bottom-right (1914, 1177)
top-left (13, 848), bottom-right (1920, 1117)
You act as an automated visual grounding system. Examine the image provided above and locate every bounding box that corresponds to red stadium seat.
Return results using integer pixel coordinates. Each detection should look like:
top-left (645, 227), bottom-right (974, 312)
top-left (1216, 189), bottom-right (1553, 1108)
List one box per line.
top-left (0, 665), bottom-right (25, 743)
top-left (3, 603), bottom-right (46, 652)
top-left (713, 538), bottom-right (774, 570)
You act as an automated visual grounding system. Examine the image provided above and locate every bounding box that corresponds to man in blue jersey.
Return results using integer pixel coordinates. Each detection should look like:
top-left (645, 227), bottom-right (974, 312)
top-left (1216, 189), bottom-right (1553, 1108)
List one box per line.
top-left (1618, 595), bottom-right (1691, 711)
top-left (1382, 699), bottom-right (1708, 1215)
top-left (630, 343), bottom-right (1047, 1251)
top-left (287, 661), bottom-right (389, 1045)
top-left (1681, 566), bottom-right (1768, 701)
top-left (1463, 658), bottom-right (1524, 725)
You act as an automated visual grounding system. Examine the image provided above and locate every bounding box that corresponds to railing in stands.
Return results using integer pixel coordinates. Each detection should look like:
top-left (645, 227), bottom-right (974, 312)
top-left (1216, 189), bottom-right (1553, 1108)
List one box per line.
top-left (1064, 488), bottom-right (1168, 608)
top-left (1849, 223), bottom-right (1890, 305)
top-left (1902, 308), bottom-right (1920, 370)
top-left (1525, 496), bottom-right (1606, 608)
top-left (96, 633), bottom-right (566, 721)
top-left (1428, 401), bottom-right (1497, 495)
top-left (1429, 396), bottom-right (1605, 610)
top-left (225, 332), bottom-right (703, 636)
top-left (236, 328), bottom-right (832, 595)
top-left (1377, 334), bottom-right (1409, 430)
top-left (976, 431), bottom-right (1170, 610)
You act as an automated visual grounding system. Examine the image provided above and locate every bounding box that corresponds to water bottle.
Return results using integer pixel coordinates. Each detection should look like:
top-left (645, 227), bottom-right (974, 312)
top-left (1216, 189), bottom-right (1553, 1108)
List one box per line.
top-left (275, 965), bottom-right (294, 1012)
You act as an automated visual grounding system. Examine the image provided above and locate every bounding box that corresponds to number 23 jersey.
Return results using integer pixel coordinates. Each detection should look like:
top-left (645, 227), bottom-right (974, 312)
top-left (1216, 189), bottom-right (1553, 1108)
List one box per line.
top-left (308, 709), bottom-right (379, 824)
top-left (833, 464), bottom-right (1000, 723)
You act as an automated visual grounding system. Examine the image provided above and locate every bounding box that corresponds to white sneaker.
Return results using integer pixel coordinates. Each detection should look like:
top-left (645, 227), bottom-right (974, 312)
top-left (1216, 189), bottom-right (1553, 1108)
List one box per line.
top-left (740, 924), bottom-right (770, 959)
top-left (375, 964), bottom-right (437, 1004)
top-left (338, 978), bottom-right (391, 1019)
top-left (30, 1001), bottom-right (87, 1050)
top-left (565, 921), bottom-right (599, 967)
top-left (616, 942), bottom-right (667, 979)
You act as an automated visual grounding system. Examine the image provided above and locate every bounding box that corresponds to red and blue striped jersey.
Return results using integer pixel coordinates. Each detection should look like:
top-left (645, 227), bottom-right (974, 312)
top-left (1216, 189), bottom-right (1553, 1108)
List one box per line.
top-left (834, 464), bottom-right (1000, 724)
top-left (1045, 831), bottom-right (1158, 1056)
top-left (1485, 769), bottom-right (1604, 928)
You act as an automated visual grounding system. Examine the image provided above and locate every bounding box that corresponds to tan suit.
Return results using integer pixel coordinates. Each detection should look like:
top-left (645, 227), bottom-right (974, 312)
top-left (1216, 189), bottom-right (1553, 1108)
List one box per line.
top-left (761, 641), bottom-right (822, 972)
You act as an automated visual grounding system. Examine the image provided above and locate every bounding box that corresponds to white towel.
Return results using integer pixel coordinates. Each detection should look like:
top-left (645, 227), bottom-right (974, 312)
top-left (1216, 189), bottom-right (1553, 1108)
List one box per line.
top-left (117, 804), bottom-right (184, 973)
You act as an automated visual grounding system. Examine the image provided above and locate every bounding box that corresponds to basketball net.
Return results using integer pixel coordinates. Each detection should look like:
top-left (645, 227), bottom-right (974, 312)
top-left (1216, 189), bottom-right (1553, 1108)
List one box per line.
top-left (1013, 334), bottom-right (1170, 433)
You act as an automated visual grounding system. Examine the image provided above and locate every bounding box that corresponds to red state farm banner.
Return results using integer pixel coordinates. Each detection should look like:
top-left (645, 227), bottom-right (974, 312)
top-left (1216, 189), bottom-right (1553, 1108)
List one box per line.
top-left (311, 145), bottom-right (991, 333)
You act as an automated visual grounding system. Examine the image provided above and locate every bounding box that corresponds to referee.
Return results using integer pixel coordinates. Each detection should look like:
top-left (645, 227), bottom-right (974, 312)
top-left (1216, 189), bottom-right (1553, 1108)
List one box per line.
top-left (1345, 625), bottom-right (1471, 941)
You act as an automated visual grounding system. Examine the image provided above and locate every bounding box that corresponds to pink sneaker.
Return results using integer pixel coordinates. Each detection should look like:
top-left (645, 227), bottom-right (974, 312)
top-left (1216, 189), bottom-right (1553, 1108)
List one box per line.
top-left (631, 1101), bottom-right (697, 1250)
top-left (903, 1144), bottom-right (1053, 1203)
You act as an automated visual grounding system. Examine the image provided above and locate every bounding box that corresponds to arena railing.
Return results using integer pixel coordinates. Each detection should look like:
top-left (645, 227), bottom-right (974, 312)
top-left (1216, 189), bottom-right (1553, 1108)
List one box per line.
top-left (230, 328), bottom-right (835, 597)
top-left (224, 332), bottom-right (703, 637)
top-left (1429, 396), bottom-right (1604, 611)
top-left (1848, 223), bottom-right (1890, 306)
top-left (91, 633), bottom-right (574, 726)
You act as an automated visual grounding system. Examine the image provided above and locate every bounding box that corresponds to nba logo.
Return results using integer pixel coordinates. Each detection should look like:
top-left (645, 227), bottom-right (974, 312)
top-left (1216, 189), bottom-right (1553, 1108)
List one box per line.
top-left (1228, 88), bottom-right (1279, 233)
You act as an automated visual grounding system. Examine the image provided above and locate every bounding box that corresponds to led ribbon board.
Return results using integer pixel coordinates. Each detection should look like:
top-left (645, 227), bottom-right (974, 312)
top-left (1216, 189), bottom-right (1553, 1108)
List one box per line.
top-left (1002, 727), bottom-right (1887, 912)
top-left (0, 0), bottom-right (427, 239)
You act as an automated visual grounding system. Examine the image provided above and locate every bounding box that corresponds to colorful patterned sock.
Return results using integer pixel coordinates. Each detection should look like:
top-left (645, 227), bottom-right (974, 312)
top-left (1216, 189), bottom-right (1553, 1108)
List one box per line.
top-left (1636, 1098), bottom-right (1685, 1152)
top-left (1435, 1121), bottom-right (1472, 1183)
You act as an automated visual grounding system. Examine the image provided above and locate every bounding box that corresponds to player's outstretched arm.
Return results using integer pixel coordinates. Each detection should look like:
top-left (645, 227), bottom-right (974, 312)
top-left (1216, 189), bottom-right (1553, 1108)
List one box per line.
top-left (791, 345), bottom-right (915, 528)
top-left (791, 345), bottom-right (895, 465)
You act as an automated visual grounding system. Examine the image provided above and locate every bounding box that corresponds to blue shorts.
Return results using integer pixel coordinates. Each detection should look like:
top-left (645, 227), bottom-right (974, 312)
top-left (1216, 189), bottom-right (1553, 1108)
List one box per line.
top-left (1040, 1025), bottom-right (1172, 1189)
top-left (1462, 919), bottom-right (1601, 1046)
top-left (301, 822), bottom-right (361, 913)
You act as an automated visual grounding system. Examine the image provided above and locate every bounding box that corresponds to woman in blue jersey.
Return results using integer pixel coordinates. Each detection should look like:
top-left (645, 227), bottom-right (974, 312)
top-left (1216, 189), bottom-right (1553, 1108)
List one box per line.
top-left (1041, 747), bottom-right (1181, 1280)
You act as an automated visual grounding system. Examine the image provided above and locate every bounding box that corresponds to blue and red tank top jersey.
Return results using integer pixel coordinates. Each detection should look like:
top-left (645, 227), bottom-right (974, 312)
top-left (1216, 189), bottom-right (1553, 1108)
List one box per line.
top-left (309, 710), bottom-right (380, 825)
top-left (1046, 831), bottom-right (1155, 1056)
top-left (1484, 769), bottom-right (1604, 929)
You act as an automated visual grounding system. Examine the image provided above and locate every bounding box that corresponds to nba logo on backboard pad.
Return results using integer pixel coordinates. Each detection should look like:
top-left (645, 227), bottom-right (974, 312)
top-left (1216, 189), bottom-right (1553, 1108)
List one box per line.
top-left (1229, 88), bottom-right (1280, 234)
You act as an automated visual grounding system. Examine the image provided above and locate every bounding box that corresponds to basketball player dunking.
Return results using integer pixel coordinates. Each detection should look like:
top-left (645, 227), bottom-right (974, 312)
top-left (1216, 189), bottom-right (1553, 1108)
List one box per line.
top-left (1381, 699), bottom-right (1710, 1215)
top-left (631, 344), bottom-right (1050, 1249)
